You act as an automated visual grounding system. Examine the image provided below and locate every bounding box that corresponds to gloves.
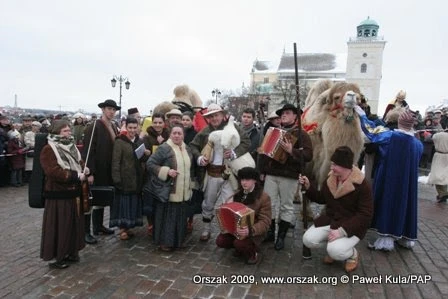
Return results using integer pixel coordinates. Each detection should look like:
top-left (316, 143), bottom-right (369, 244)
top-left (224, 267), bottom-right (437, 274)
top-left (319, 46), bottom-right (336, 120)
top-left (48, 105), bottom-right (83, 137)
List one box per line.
top-left (354, 105), bottom-right (366, 117)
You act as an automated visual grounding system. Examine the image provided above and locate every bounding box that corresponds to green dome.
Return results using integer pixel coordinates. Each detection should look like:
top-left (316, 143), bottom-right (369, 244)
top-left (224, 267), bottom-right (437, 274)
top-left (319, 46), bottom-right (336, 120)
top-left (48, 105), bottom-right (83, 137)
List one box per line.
top-left (358, 16), bottom-right (379, 27)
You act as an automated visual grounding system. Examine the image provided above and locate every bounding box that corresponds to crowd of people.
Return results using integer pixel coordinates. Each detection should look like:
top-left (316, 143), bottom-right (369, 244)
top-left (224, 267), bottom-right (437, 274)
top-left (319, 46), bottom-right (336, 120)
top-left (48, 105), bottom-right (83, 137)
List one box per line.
top-left (0, 86), bottom-right (445, 274)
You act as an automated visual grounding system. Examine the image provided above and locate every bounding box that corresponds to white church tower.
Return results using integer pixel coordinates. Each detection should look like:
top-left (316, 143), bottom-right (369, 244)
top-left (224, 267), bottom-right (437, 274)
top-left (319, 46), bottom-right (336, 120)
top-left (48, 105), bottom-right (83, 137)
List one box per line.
top-left (346, 17), bottom-right (386, 114)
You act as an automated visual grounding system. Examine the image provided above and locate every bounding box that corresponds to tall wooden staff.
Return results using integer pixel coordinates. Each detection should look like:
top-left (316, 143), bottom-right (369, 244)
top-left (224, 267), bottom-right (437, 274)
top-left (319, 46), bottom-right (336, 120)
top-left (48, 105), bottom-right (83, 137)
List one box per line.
top-left (294, 43), bottom-right (311, 259)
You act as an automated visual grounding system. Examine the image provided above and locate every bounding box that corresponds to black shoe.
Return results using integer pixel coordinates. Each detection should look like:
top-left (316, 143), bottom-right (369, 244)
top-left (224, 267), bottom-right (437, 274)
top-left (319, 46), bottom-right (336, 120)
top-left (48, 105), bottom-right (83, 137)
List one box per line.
top-left (64, 255), bottom-right (80, 263)
top-left (274, 220), bottom-right (290, 250)
top-left (49, 261), bottom-right (69, 269)
top-left (247, 252), bottom-right (262, 265)
top-left (85, 233), bottom-right (98, 244)
top-left (94, 226), bottom-right (114, 235)
top-left (275, 237), bottom-right (285, 250)
top-left (263, 220), bottom-right (276, 243)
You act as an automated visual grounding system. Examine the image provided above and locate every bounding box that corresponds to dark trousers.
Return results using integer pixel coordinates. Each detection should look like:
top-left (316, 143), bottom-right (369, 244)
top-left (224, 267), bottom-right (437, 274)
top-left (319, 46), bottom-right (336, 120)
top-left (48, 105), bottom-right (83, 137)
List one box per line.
top-left (216, 233), bottom-right (257, 259)
top-left (10, 168), bottom-right (23, 186)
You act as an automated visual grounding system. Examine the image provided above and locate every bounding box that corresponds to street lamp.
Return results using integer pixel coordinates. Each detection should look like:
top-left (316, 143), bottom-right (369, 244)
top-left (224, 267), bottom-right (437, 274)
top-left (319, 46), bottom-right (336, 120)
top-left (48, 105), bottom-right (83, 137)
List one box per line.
top-left (111, 75), bottom-right (130, 119)
top-left (211, 88), bottom-right (221, 104)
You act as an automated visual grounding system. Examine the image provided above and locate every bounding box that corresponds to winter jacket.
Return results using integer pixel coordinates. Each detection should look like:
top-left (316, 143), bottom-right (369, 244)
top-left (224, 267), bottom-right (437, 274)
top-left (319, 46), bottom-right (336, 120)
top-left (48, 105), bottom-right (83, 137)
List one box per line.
top-left (111, 135), bottom-right (144, 194)
top-left (147, 139), bottom-right (193, 203)
top-left (305, 166), bottom-right (373, 239)
top-left (82, 119), bottom-right (118, 186)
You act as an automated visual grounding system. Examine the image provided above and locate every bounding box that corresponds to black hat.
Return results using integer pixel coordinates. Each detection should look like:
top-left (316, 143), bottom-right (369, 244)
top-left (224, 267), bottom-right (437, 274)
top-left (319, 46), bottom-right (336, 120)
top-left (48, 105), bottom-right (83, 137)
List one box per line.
top-left (127, 107), bottom-right (139, 115)
top-left (330, 146), bottom-right (354, 169)
top-left (276, 103), bottom-right (299, 116)
top-left (98, 99), bottom-right (121, 110)
top-left (237, 167), bottom-right (259, 181)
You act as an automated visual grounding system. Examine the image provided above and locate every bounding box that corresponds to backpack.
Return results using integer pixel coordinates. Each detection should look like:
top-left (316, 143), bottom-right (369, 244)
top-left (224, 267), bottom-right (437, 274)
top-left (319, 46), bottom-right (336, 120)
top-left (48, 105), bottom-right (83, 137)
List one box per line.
top-left (28, 133), bottom-right (48, 208)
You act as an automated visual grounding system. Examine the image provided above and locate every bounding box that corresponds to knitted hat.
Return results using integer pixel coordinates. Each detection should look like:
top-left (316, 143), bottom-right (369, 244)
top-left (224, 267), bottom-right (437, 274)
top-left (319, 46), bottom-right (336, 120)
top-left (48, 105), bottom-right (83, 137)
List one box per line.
top-left (31, 121), bottom-right (42, 128)
top-left (330, 146), bottom-right (354, 169)
top-left (237, 167), bottom-right (259, 181)
top-left (398, 110), bottom-right (415, 131)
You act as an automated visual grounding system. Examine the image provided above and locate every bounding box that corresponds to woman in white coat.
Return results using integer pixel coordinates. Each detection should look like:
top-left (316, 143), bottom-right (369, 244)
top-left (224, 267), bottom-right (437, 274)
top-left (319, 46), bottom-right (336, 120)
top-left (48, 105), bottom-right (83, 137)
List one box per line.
top-left (428, 131), bottom-right (448, 203)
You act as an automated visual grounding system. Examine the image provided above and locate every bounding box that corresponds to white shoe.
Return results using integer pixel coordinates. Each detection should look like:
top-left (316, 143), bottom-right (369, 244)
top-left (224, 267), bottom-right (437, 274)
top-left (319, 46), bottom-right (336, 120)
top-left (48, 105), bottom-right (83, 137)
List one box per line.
top-left (200, 222), bottom-right (211, 241)
top-left (369, 236), bottom-right (395, 251)
top-left (396, 238), bottom-right (415, 249)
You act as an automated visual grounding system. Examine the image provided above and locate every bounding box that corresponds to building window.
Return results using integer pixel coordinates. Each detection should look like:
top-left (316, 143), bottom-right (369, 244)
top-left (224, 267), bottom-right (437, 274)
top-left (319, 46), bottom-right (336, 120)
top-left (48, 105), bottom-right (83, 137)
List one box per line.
top-left (364, 29), bottom-right (370, 37)
top-left (372, 30), bottom-right (377, 37)
top-left (363, 53), bottom-right (367, 58)
top-left (263, 77), bottom-right (269, 84)
top-left (361, 63), bottom-right (367, 73)
top-left (358, 30), bottom-right (362, 37)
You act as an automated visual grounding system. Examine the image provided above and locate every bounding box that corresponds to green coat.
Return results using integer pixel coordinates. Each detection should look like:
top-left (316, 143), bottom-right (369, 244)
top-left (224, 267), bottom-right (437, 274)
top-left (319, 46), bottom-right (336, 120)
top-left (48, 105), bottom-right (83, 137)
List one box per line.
top-left (111, 135), bottom-right (144, 194)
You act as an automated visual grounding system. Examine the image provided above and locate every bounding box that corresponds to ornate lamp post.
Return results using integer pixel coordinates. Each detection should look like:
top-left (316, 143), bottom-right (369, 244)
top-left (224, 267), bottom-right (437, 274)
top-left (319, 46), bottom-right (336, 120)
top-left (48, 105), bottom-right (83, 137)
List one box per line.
top-left (211, 88), bottom-right (221, 104)
top-left (111, 75), bottom-right (130, 119)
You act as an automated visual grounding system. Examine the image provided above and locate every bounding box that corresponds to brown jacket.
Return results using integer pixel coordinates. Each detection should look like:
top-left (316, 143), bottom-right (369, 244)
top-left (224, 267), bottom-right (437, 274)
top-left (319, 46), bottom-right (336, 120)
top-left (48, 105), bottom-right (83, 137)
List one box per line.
top-left (40, 145), bottom-right (82, 199)
top-left (232, 185), bottom-right (272, 246)
top-left (305, 167), bottom-right (373, 239)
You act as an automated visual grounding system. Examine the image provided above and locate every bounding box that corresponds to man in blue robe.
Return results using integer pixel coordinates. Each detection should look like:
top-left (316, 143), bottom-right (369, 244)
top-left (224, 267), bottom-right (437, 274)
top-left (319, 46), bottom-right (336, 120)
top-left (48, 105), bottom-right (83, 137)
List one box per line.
top-left (355, 106), bottom-right (423, 251)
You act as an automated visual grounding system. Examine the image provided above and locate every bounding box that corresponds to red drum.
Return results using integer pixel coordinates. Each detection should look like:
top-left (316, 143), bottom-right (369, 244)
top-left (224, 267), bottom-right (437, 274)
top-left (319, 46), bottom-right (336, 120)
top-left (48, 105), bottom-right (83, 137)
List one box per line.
top-left (259, 127), bottom-right (297, 164)
top-left (216, 202), bottom-right (255, 240)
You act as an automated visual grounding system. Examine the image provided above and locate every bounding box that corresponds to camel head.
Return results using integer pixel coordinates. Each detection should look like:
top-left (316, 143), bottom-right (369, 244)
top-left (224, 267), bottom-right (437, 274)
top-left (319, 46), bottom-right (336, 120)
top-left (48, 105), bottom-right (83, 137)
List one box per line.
top-left (326, 82), bottom-right (361, 122)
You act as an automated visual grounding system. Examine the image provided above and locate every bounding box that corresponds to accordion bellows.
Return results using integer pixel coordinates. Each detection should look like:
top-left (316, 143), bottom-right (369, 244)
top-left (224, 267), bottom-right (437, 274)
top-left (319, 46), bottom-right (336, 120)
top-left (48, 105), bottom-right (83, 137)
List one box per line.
top-left (216, 202), bottom-right (255, 240)
top-left (259, 127), bottom-right (297, 164)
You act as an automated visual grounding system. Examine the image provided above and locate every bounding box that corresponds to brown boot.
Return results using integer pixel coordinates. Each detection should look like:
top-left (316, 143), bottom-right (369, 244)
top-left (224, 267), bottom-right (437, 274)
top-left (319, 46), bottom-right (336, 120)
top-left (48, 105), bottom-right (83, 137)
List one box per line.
top-left (323, 255), bottom-right (334, 264)
top-left (344, 249), bottom-right (359, 273)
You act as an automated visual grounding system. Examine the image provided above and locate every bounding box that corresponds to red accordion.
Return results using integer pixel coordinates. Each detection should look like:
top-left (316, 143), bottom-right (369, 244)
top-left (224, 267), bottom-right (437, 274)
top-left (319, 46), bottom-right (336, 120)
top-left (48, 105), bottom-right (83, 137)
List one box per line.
top-left (216, 202), bottom-right (255, 240)
top-left (259, 127), bottom-right (297, 164)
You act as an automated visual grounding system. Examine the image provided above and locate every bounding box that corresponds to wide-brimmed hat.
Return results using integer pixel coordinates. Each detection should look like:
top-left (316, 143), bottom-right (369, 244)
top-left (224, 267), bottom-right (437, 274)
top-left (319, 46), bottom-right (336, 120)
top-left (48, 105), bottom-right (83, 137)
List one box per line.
top-left (165, 108), bottom-right (183, 118)
top-left (203, 103), bottom-right (225, 117)
top-left (275, 103), bottom-right (298, 116)
top-left (267, 111), bottom-right (280, 120)
top-left (98, 99), bottom-right (121, 110)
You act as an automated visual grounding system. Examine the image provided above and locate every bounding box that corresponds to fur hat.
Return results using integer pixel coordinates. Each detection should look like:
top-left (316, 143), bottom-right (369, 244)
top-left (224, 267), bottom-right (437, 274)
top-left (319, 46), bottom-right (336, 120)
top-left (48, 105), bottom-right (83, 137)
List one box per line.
top-left (203, 103), bottom-right (225, 117)
top-left (173, 85), bottom-right (193, 107)
top-left (7, 130), bottom-right (20, 140)
top-left (396, 90), bottom-right (406, 100)
top-left (237, 167), bottom-right (259, 181)
top-left (330, 146), bottom-right (354, 169)
top-left (398, 110), bottom-right (415, 131)
top-left (127, 107), bottom-right (139, 115)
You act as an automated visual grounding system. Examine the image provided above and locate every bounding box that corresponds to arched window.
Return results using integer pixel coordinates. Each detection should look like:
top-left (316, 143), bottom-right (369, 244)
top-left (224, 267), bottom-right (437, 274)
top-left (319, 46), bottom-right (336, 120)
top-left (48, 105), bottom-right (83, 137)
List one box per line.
top-left (364, 29), bottom-right (370, 37)
top-left (361, 63), bottom-right (367, 73)
top-left (372, 30), bottom-right (377, 37)
top-left (358, 30), bottom-right (362, 37)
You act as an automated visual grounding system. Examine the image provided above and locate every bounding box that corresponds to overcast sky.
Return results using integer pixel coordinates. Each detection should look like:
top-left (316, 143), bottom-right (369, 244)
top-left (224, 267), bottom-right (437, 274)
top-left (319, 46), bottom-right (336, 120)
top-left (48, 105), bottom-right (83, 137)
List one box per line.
top-left (0, 0), bottom-right (446, 116)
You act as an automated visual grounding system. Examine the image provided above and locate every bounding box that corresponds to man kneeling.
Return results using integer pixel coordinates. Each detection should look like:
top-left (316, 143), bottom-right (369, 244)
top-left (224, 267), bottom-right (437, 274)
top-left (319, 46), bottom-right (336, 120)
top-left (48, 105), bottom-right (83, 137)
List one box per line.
top-left (300, 146), bottom-right (373, 272)
top-left (216, 167), bottom-right (271, 265)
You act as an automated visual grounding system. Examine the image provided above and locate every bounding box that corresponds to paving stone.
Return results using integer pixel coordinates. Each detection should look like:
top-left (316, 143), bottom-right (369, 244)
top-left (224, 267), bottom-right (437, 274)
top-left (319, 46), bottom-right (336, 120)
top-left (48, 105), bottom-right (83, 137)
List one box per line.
top-left (1, 184), bottom-right (448, 297)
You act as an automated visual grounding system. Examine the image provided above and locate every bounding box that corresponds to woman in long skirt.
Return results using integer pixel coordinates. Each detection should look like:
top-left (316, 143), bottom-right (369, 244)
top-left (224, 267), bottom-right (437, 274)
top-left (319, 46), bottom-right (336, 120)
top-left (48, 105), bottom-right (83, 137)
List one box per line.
top-left (147, 124), bottom-right (193, 251)
top-left (110, 117), bottom-right (146, 240)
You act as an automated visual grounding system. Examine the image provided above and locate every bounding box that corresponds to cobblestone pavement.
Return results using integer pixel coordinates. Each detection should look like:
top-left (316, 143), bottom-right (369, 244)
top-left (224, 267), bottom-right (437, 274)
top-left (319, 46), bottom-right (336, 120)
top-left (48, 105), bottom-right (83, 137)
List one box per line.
top-left (1, 182), bottom-right (448, 298)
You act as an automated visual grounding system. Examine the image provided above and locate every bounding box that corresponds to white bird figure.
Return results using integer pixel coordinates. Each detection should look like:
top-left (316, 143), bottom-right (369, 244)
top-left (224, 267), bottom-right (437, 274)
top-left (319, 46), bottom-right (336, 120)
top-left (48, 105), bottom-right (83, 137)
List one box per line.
top-left (221, 115), bottom-right (240, 150)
